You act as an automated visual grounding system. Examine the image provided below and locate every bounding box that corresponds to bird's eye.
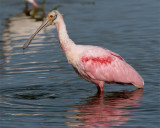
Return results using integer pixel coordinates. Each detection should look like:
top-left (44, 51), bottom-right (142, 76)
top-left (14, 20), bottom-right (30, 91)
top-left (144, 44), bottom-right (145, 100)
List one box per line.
top-left (50, 15), bottom-right (53, 18)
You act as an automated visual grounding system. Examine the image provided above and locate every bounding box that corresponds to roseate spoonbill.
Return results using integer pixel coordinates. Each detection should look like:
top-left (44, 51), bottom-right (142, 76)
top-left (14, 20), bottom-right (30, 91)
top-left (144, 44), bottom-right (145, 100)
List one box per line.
top-left (23, 10), bottom-right (144, 92)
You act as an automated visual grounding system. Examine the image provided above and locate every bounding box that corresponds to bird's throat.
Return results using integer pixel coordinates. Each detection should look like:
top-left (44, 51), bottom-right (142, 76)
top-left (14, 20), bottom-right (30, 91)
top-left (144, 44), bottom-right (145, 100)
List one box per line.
top-left (55, 15), bottom-right (75, 54)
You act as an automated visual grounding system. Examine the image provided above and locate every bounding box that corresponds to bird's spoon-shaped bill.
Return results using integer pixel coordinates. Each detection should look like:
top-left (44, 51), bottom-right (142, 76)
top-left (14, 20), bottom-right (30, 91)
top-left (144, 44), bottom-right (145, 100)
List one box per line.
top-left (23, 18), bottom-right (50, 50)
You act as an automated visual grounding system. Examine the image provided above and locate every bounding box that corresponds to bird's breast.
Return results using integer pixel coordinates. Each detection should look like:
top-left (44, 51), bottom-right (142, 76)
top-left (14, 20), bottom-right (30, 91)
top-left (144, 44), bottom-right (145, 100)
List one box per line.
top-left (66, 51), bottom-right (80, 65)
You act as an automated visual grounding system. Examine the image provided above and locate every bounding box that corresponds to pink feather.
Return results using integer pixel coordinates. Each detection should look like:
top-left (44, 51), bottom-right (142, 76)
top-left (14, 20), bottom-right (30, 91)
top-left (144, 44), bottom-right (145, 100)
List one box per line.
top-left (23, 10), bottom-right (144, 93)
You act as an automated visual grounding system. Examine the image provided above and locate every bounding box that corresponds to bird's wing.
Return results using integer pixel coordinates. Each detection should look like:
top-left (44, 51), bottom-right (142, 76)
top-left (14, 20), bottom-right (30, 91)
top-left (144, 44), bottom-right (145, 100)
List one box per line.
top-left (77, 46), bottom-right (143, 86)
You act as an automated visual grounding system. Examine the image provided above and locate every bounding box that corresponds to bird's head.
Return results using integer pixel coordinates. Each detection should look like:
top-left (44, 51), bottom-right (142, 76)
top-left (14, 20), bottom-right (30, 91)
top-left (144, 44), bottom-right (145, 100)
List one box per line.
top-left (47, 10), bottom-right (59, 25)
top-left (23, 10), bottom-right (59, 50)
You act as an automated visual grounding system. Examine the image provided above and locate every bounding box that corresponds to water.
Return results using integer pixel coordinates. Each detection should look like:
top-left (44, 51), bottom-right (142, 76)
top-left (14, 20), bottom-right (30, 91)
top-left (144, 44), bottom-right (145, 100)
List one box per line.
top-left (0, 0), bottom-right (160, 127)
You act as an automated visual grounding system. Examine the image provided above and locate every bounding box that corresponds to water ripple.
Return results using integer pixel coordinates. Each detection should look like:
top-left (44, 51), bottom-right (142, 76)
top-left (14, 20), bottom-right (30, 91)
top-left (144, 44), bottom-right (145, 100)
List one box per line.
top-left (0, 0), bottom-right (160, 127)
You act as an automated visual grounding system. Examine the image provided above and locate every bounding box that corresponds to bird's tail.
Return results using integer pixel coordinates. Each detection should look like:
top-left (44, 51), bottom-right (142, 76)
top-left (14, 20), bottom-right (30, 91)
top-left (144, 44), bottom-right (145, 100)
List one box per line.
top-left (131, 71), bottom-right (144, 88)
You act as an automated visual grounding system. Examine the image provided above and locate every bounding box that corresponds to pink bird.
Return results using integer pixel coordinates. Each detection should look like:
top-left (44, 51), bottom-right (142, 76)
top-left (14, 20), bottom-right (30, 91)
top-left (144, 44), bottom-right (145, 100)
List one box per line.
top-left (23, 10), bottom-right (144, 92)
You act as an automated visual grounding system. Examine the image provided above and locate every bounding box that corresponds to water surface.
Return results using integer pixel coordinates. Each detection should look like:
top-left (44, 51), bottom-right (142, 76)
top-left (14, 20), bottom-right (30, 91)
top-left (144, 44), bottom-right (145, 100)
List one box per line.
top-left (0, 0), bottom-right (160, 128)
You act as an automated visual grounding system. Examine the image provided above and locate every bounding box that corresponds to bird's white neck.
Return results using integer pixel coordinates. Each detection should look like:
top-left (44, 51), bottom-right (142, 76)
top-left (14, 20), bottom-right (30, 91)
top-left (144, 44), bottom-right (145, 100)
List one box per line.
top-left (55, 15), bottom-right (75, 54)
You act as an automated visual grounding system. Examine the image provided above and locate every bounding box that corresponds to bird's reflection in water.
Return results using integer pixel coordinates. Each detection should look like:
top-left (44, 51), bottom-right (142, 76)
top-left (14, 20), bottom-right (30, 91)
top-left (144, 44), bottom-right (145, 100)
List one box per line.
top-left (67, 89), bottom-right (143, 128)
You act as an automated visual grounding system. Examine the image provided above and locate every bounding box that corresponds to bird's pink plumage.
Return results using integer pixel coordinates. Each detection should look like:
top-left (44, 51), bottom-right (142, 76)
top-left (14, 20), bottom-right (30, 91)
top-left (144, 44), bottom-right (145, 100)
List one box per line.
top-left (77, 47), bottom-right (144, 89)
top-left (53, 11), bottom-right (144, 91)
top-left (82, 56), bottom-right (113, 65)
top-left (25, 10), bottom-right (144, 92)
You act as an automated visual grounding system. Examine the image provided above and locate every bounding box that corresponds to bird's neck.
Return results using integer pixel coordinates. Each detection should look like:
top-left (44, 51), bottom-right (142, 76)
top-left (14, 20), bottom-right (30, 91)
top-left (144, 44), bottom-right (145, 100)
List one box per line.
top-left (55, 15), bottom-right (75, 54)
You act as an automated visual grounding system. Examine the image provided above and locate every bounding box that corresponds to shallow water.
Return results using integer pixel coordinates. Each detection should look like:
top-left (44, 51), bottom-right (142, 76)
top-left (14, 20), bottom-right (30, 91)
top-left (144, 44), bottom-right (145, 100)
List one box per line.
top-left (0, 0), bottom-right (160, 128)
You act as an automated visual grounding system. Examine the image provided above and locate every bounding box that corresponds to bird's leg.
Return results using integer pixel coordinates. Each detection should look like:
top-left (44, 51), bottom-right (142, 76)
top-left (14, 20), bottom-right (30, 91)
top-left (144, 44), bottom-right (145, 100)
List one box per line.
top-left (24, 1), bottom-right (30, 16)
top-left (97, 86), bottom-right (104, 93)
top-left (100, 86), bottom-right (104, 92)
top-left (94, 81), bottom-right (105, 93)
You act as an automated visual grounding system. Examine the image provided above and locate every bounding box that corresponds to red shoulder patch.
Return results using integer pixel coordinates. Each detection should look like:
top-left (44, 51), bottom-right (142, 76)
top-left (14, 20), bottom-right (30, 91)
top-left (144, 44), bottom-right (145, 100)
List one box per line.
top-left (82, 56), bottom-right (114, 64)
